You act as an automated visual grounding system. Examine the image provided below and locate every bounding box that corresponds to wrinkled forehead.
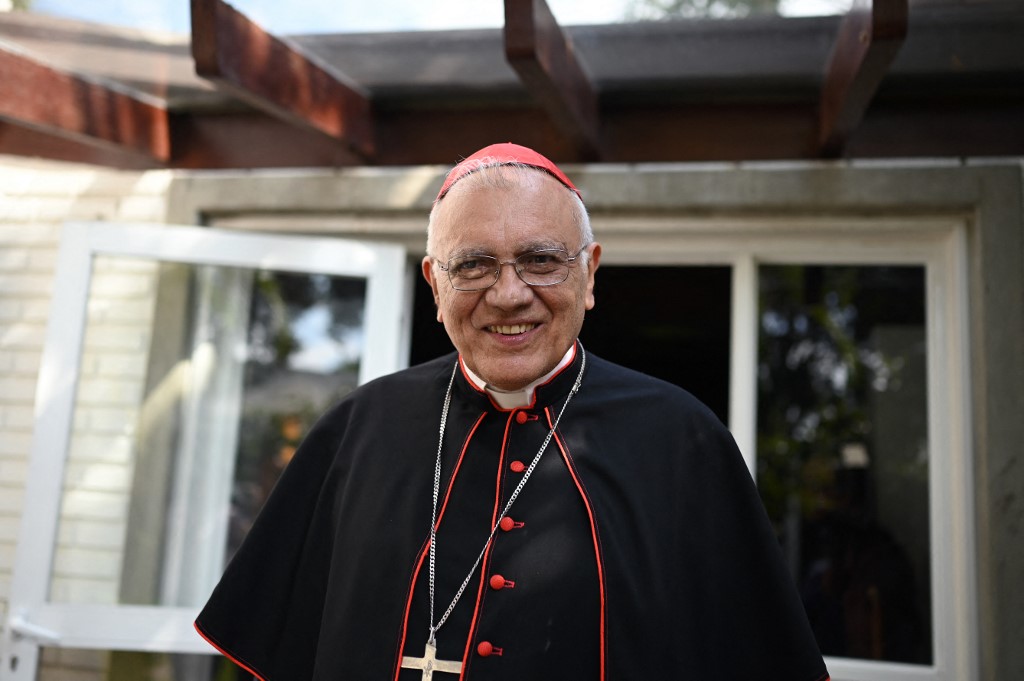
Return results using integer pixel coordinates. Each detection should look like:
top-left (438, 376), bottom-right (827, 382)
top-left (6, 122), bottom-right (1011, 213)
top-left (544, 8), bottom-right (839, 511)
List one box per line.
top-left (441, 163), bottom-right (554, 200)
top-left (431, 166), bottom-right (577, 252)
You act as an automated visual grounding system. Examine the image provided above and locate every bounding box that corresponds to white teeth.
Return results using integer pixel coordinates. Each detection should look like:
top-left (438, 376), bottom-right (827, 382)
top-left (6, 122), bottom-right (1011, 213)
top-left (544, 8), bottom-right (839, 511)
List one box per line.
top-left (489, 323), bottom-right (536, 335)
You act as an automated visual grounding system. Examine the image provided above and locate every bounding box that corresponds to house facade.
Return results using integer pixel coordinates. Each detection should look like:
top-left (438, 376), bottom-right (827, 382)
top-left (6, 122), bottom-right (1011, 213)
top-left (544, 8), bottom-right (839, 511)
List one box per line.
top-left (0, 3), bottom-right (1021, 680)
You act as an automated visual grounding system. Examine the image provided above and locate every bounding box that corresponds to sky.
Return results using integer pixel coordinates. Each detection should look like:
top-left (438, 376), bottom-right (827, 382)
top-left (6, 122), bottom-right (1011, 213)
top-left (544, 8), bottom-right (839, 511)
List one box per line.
top-left (28, 0), bottom-right (849, 35)
top-left (30, 0), bottom-right (636, 34)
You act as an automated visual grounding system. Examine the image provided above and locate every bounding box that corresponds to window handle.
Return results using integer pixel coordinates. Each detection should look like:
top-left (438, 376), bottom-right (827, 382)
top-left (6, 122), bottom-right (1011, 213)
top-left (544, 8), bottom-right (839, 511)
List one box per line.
top-left (8, 610), bottom-right (61, 645)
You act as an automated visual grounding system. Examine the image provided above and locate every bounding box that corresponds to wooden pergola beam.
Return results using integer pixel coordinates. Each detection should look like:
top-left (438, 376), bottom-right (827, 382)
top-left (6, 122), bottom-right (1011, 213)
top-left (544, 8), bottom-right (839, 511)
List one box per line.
top-left (170, 111), bottom-right (364, 168)
top-left (0, 44), bottom-right (169, 162)
top-left (504, 0), bottom-right (602, 159)
top-left (190, 0), bottom-right (374, 160)
top-left (818, 0), bottom-right (908, 157)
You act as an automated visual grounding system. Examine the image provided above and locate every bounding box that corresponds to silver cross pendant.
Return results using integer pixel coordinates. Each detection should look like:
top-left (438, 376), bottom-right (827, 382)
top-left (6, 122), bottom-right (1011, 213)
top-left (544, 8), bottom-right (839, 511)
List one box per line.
top-left (400, 640), bottom-right (463, 681)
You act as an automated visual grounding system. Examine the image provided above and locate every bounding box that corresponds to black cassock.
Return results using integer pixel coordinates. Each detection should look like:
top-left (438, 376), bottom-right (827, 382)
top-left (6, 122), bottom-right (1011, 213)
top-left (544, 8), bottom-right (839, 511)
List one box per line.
top-left (196, 343), bottom-right (829, 681)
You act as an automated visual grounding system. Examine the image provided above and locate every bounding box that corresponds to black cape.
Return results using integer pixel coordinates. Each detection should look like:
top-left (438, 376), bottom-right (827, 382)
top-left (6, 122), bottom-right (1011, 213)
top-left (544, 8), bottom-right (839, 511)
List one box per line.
top-left (196, 344), bottom-right (829, 681)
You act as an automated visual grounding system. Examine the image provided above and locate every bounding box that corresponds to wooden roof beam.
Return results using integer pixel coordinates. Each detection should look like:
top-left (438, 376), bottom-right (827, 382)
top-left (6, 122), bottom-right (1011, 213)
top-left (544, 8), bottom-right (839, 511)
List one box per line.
top-left (504, 0), bottom-right (602, 160)
top-left (190, 0), bottom-right (374, 160)
top-left (0, 44), bottom-right (169, 163)
top-left (818, 0), bottom-right (908, 157)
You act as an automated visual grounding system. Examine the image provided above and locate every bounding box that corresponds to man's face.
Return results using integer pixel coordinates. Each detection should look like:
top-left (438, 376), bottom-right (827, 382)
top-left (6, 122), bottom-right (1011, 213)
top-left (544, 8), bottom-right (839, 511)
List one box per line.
top-left (422, 169), bottom-right (601, 391)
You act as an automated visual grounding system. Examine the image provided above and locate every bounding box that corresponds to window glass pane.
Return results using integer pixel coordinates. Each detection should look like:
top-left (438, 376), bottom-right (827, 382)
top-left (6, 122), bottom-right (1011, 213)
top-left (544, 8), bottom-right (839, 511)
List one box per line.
top-left (757, 265), bottom-right (931, 664)
top-left (49, 256), bottom-right (366, 609)
top-left (226, 270), bottom-right (365, 563)
top-left (580, 265), bottom-right (731, 422)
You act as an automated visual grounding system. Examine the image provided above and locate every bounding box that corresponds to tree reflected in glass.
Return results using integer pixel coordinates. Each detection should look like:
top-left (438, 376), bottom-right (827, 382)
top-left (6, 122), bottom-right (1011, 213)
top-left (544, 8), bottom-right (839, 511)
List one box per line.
top-left (227, 271), bottom-right (365, 561)
top-left (757, 265), bottom-right (931, 664)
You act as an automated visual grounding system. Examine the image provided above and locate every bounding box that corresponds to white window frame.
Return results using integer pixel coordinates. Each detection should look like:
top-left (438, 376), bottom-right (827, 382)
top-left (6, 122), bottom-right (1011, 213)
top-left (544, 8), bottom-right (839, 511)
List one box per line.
top-left (2, 221), bottom-right (410, 681)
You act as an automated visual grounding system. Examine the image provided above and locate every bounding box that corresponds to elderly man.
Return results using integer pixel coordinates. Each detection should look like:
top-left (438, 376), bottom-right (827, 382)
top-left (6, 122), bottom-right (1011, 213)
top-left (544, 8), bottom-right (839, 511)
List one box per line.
top-left (196, 144), bottom-right (829, 681)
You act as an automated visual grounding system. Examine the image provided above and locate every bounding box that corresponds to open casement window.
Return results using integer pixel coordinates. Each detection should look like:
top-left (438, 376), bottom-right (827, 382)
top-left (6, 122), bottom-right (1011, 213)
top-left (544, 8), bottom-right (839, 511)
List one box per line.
top-left (3, 222), bottom-right (410, 681)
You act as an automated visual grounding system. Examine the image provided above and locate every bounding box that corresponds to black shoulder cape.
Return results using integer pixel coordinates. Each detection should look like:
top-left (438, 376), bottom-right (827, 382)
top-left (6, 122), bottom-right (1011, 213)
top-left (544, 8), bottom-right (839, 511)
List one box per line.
top-left (196, 347), bottom-right (828, 681)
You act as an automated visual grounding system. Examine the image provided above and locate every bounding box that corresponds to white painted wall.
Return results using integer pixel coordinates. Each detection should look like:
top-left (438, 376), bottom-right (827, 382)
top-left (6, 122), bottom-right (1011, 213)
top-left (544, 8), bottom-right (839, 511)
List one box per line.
top-left (51, 253), bottom-right (159, 606)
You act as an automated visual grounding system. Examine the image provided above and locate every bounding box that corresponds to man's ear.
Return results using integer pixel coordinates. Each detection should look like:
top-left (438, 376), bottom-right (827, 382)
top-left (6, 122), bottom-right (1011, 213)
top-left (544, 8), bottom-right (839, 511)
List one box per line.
top-left (584, 243), bottom-right (602, 311)
top-left (421, 256), bottom-right (444, 322)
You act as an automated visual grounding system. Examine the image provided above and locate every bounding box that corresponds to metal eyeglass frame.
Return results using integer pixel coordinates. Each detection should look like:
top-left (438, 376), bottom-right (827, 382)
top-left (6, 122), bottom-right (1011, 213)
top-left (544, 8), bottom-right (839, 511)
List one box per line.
top-left (437, 245), bottom-right (589, 291)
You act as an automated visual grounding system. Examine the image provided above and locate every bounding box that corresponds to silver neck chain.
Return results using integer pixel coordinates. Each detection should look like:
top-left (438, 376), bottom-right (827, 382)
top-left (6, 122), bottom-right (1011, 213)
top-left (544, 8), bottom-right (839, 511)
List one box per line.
top-left (426, 345), bottom-right (586, 645)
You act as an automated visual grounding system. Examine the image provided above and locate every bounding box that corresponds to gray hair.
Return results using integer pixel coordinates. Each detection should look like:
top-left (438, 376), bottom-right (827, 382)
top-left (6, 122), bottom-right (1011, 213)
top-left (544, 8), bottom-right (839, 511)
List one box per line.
top-left (426, 161), bottom-right (593, 264)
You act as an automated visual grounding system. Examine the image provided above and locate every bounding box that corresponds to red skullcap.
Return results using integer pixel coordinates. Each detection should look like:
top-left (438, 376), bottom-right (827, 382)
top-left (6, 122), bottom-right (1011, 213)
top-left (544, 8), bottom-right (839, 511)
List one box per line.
top-left (435, 142), bottom-right (582, 203)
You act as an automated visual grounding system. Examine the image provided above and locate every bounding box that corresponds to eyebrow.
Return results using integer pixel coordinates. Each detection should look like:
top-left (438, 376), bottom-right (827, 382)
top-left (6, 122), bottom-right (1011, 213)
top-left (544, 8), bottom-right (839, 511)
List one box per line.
top-left (447, 240), bottom-right (568, 259)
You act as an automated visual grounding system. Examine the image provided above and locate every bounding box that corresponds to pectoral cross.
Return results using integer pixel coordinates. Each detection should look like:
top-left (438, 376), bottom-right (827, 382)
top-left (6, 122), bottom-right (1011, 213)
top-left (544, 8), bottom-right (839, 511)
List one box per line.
top-left (400, 640), bottom-right (463, 681)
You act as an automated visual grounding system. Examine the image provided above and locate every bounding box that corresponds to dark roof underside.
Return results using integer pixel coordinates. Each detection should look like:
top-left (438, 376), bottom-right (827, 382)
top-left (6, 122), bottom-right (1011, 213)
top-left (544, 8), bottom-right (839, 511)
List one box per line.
top-left (0, 0), bottom-right (1021, 169)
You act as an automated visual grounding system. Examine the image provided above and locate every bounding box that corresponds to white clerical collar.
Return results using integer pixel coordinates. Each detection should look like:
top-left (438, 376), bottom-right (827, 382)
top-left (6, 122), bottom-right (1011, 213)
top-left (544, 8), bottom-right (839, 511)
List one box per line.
top-left (461, 344), bottom-right (576, 409)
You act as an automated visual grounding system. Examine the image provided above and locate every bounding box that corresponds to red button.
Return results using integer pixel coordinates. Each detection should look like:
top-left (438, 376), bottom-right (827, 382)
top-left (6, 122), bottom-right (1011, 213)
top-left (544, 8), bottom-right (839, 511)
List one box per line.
top-left (515, 412), bottom-right (528, 424)
top-left (499, 516), bottom-right (516, 531)
top-left (489, 574), bottom-right (506, 590)
top-left (477, 641), bottom-right (494, 657)
top-left (510, 460), bottom-right (526, 473)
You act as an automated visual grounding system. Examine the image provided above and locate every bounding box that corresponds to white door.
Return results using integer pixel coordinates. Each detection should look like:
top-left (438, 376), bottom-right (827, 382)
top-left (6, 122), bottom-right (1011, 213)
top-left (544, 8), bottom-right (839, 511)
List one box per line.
top-left (1, 222), bottom-right (410, 681)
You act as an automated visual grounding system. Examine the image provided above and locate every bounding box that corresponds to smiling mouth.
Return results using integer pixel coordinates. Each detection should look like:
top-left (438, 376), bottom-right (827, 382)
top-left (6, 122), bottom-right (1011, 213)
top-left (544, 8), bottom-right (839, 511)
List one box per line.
top-left (488, 323), bottom-right (537, 335)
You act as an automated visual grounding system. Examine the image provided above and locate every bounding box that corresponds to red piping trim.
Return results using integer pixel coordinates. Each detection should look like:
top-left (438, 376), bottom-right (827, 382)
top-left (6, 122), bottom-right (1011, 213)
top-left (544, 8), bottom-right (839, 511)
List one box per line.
top-left (526, 342), bottom-right (578, 410)
top-left (457, 356), bottom-right (514, 412)
top-left (392, 412), bottom-right (487, 681)
top-left (437, 413), bottom-right (487, 527)
top-left (459, 411), bottom-right (515, 677)
top-left (392, 538), bottom-right (432, 681)
top-left (193, 620), bottom-right (267, 681)
top-left (548, 408), bottom-right (607, 681)
top-left (458, 355), bottom-right (488, 396)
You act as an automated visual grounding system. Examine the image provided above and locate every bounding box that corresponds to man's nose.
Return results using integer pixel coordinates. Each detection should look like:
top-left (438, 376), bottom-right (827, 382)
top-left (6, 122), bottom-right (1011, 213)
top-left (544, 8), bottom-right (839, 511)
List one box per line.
top-left (486, 262), bottom-right (532, 306)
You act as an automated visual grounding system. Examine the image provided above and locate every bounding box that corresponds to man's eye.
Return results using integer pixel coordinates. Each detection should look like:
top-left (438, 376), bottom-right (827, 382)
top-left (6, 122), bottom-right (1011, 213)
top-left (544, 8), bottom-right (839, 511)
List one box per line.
top-left (452, 259), bottom-right (489, 277)
top-left (524, 254), bottom-right (554, 265)
top-left (521, 252), bottom-right (565, 270)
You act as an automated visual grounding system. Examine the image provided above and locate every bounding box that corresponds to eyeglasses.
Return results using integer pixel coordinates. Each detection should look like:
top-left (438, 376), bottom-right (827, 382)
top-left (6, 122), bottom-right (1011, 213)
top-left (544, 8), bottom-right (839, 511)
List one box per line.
top-left (437, 246), bottom-right (588, 291)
